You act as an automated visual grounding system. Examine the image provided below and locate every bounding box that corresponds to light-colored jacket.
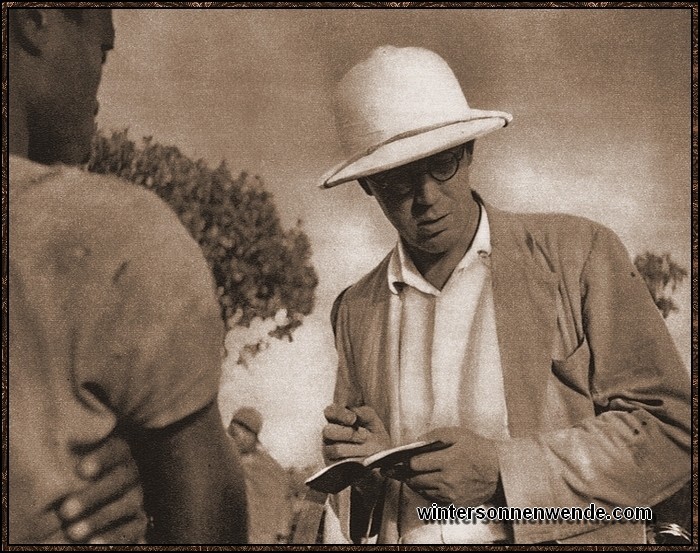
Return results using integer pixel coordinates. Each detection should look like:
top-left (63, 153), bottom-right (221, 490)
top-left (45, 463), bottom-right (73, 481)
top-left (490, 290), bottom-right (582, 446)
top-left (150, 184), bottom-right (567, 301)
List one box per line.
top-left (331, 199), bottom-right (690, 544)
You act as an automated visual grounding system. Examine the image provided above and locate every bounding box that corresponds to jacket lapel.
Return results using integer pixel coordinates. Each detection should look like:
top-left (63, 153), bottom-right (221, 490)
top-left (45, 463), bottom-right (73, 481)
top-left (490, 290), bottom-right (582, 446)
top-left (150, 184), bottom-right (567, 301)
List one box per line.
top-left (484, 202), bottom-right (559, 438)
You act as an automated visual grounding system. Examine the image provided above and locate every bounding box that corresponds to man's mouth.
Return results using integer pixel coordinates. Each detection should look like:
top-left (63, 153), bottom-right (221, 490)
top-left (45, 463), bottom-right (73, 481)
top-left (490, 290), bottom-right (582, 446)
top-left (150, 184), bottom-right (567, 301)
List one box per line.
top-left (416, 214), bottom-right (449, 239)
top-left (417, 214), bottom-right (448, 228)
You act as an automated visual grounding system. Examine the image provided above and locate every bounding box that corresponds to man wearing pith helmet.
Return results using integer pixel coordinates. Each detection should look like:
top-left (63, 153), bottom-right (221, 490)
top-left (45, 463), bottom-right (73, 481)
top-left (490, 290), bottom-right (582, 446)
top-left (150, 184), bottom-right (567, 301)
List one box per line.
top-left (319, 46), bottom-right (690, 544)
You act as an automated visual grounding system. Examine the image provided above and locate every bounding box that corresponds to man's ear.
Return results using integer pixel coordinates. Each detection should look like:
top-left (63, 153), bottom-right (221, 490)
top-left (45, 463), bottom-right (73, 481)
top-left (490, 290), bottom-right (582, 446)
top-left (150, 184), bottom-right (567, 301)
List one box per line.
top-left (10, 9), bottom-right (52, 57)
top-left (464, 140), bottom-right (475, 166)
top-left (358, 178), bottom-right (374, 196)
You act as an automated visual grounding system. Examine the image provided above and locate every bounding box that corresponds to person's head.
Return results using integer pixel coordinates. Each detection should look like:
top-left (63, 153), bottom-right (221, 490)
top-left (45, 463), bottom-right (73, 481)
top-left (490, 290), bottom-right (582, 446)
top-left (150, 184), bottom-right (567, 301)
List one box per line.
top-left (321, 46), bottom-right (512, 260)
top-left (228, 407), bottom-right (263, 455)
top-left (9, 9), bottom-right (114, 165)
top-left (358, 140), bottom-right (477, 258)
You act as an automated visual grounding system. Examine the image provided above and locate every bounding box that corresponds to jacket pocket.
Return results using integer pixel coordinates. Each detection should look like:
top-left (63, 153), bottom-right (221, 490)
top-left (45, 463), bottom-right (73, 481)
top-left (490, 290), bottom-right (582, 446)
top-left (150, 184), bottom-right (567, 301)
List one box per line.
top-left (551, 338), bottom-right (591, 398)
top-left (544, 339), bottom-right (595, 427)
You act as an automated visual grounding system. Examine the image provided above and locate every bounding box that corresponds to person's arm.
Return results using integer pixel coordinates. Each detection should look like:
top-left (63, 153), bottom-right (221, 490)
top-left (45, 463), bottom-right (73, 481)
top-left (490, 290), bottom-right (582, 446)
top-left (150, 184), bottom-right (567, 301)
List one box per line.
top-left (494, 226), bottom-right (691, 543)
top-left (63, 179), bottom-right (248, 544)
top-left (128, 401), bottom-right (248, 544)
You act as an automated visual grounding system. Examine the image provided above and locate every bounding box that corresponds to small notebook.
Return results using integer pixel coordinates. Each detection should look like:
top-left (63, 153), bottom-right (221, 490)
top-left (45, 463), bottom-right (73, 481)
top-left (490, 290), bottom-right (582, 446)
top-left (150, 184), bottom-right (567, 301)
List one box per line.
top-left (305, 440), bottom-right (450, 494)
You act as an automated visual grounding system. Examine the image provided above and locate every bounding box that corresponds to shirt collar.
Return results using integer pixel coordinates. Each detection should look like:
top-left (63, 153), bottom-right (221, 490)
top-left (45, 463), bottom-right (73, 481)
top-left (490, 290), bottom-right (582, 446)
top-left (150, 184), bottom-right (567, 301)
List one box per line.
top-left (387, 202), bottom-right (491, 296)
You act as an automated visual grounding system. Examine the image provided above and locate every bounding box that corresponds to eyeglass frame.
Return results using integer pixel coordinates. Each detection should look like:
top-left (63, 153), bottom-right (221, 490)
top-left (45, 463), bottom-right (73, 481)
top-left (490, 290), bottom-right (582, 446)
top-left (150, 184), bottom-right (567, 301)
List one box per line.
top-left (362, 143), bottom-right (469, 196)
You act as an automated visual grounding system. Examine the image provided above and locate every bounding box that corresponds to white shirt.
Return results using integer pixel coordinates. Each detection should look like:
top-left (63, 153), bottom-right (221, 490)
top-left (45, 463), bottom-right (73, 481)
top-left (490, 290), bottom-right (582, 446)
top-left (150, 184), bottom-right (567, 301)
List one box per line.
top-left (384, 204), bottom-right (510, 544)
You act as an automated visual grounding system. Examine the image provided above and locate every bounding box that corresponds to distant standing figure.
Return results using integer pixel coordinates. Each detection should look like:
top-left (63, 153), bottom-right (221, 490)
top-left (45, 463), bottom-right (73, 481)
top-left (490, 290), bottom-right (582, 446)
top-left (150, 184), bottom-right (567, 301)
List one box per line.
top-left (229, 407), bottom-right (294, 544)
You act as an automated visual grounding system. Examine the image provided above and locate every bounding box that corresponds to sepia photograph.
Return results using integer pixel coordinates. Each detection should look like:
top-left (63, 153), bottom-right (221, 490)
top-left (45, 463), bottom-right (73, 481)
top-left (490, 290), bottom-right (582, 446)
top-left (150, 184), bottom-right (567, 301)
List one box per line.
top-left (4, 3), bottom-right (695, 547)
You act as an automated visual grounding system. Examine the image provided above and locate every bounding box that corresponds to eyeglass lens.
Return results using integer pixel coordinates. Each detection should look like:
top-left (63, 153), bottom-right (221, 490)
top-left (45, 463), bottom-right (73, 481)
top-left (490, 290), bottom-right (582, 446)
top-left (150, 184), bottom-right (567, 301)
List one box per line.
top-left (370, 146), bottom-right (464, 193)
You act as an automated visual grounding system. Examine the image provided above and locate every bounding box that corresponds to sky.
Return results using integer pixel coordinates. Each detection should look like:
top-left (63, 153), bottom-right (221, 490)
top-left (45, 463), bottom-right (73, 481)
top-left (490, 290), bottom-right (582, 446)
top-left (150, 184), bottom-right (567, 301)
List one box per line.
top-left (97, 7), bottom-right (692, 468)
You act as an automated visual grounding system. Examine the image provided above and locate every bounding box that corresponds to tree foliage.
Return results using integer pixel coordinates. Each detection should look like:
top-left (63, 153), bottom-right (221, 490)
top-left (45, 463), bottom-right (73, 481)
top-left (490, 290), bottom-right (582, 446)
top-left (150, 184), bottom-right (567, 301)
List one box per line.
top-left (88, 129), bottom-right (318, 343)
top-left (633, 251), bottom-right (688, 319)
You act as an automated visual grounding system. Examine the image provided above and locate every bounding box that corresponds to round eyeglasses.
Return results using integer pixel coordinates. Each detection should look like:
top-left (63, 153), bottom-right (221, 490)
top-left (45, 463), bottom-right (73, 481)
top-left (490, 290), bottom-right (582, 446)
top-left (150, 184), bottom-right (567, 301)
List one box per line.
top-left (365, 145), bottom-right (466, 196)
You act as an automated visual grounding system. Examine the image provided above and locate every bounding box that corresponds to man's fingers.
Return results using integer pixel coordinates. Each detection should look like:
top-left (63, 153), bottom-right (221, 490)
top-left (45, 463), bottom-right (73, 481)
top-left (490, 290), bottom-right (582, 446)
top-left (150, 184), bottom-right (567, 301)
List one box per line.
top-left (403, 472), bottom-right (442, 491)
top-left (409, 450), bottom-right (446, 473)
top-left (323, 443), bottom-right (353, 463)
top-left (351, 406), bottom-right (383, 431)
top-left (64, 486), bottom-right (145, 543)
top-left (78, 436), bottom-right (132, 480)
top-left (322, 423), bottom-right (369, 444)
top-left (59, 463), bottom-right (139, 521)
top-left (323, 404), bottom-right (357, 426)
top-left (323, 441), bottom-right (381, 462)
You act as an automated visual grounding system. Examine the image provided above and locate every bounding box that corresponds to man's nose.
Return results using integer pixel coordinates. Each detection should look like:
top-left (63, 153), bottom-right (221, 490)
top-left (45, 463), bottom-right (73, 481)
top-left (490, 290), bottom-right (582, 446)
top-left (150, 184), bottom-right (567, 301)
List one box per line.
top-left (413, 173), bottom-right (442, 205)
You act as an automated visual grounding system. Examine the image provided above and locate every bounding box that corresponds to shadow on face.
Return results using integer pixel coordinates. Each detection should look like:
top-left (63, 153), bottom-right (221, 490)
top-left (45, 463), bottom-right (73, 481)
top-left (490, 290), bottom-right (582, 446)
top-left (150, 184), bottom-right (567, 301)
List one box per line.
top-left (14, 9), bottom-right (114, 165)
top-left (358, 141), bottom-right (477, 258)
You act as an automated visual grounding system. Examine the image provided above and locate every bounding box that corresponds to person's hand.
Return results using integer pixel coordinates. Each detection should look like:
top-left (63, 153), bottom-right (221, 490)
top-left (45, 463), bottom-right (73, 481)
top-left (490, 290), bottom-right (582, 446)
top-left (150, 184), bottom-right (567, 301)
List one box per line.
top-left (322, 404), bottom-right (391, 465)
top-left (386, 427), bottom-right (500, 507)
top-left (58, 435), bottom-right (148, 544)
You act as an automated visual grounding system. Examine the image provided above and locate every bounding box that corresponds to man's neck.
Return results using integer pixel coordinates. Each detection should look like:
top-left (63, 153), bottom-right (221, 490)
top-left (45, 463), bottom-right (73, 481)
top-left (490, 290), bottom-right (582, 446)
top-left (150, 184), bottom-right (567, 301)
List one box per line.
top-left (404, 195), bottom-right (481, 291)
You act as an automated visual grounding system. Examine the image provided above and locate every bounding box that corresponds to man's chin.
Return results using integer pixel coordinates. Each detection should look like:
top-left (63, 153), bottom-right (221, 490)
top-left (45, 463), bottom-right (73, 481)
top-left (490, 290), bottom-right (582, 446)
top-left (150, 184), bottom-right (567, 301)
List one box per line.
top-left (412, 230), bottom-right (453, 253)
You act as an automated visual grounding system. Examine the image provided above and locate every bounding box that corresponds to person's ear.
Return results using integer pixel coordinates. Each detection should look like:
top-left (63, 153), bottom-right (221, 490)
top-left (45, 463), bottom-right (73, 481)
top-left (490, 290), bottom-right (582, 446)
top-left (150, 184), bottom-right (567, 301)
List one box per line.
top-left (10, 9), bottom-right (53, 57)
top-left (358, 178), bottom-right (374, 196)
top-left (464, 140), bottom-right (475, 166)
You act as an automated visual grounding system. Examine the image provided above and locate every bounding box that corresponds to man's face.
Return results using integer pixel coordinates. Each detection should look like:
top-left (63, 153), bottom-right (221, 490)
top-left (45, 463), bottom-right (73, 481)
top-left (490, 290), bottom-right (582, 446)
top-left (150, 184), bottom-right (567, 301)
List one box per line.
top-left (363, 144), bottom-right (475, 258)
top-left (30, 10), bottom-right (114, 165)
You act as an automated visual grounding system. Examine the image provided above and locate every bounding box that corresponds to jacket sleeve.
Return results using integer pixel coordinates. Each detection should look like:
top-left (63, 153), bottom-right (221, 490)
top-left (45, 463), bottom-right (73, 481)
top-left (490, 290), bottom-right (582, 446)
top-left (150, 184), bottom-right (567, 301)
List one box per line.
top-left (497, 225), bottom-right (691, 544)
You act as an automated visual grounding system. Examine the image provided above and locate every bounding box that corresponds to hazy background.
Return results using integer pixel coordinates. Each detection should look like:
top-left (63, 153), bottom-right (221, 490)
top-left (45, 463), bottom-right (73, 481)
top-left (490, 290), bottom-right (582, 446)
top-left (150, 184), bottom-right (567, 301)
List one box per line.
top-left (97, 7), bottom-right (692, 469)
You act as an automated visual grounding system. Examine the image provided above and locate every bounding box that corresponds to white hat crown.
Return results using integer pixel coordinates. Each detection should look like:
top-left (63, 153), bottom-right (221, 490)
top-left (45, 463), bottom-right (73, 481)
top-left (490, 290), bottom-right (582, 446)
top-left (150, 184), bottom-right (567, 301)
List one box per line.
top-left (322, 46), bottom-right (512, 188)
top-left (335, 46), bottom-right (471, 155)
